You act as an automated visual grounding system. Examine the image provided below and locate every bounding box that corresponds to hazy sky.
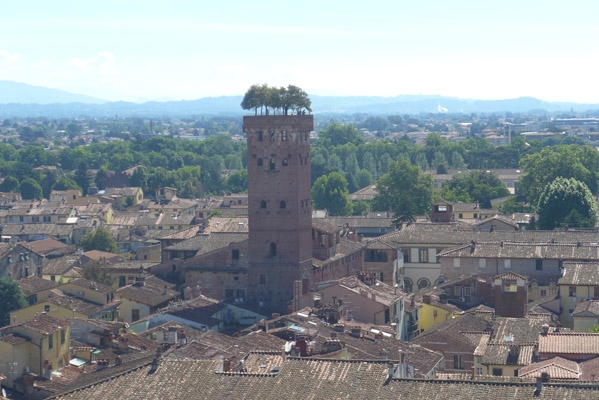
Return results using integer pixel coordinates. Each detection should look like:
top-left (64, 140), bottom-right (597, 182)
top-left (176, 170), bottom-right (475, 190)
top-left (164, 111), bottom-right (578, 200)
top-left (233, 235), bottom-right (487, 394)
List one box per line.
top-left (2, 1), bottom-right (598, 103)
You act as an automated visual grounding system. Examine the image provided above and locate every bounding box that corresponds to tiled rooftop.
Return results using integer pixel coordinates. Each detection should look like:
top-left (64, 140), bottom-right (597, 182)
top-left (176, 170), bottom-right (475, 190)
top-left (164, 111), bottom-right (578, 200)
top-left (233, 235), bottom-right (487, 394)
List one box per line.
top-left (559, 262), bottom-right (599, 286)
top-left (538, 332), bottom-right (599, 355)
top-left (18, 275), bottom-right (59, 296)
top-left (439, 241), bottom-right (599, 260)
top-left (49, 357), bottom-right (599, 399)
top-left (518, 357), bottom-right (581, 380)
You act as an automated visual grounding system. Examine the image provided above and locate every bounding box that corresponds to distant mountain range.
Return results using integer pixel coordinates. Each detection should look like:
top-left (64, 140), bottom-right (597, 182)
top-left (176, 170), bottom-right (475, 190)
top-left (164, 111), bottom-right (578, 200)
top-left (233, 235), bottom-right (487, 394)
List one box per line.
top-left (1, 80), bottom-right (598, 118)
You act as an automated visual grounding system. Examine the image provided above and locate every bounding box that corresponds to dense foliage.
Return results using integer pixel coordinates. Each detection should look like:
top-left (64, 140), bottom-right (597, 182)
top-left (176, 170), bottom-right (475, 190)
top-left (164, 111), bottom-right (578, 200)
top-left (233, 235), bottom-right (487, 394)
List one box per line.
top-left (440, 171), bottom-right (510, 209)
top-left (373, 160), bottom-right (434, 224)
top-left (537, 177), bottom-right (598, 230)
top-left (241, 84), bottom-right (311, 116)
top-left (312, 172), bottom-right (352, 216)
top-left (519, 145), bottom-right (599, 208)
top-left (81, 226), bottom-right (119, 253)
top-left (0, 278), bottom-right (27, 326)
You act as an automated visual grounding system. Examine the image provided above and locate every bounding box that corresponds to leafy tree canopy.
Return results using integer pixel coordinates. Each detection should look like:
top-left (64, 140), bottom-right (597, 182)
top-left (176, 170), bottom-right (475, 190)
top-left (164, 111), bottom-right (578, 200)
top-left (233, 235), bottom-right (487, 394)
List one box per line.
top-left (241, 84), bottom-right (311, 116)
top-left (312, 172), bottom-right (352, 216)
top-left (519, 145), bottom-right (599, 207)
top-left (537, 177), bottom-right (598, 230)
top-left (317, 122), bottom-right (364, 147)
top-left (81, 226), bottom-right (118, 253)
top-left (20, 177), bottom-right (43, 200)
top-left (372, 160), bottom-right (433, 224)
top-left (82, 260), bottom-right (114, 286)
top-left (0, 278), bottom-right (27, 326)
top-left (440, 170), bottom-right (510, 209)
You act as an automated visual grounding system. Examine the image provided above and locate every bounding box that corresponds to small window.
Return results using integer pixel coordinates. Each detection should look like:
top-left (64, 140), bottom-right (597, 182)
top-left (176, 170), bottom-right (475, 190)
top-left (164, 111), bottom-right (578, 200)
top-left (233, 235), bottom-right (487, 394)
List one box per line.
top-left (260, 200), bottom-right (267, 209)
top-left (258, 131), bottom-right (263, 141)
top-left (281, 131), bottom-right (288, 141)
top-left (280, 200), bottom-right (286, 209)
top-left (535, 259), bottom-right (542, 271)
top-left (44, 304), bottom-right (50, 312)
top-left (417, 278), bottom-right (430, 290)
top-left (594, 286), bottom-right (599, 298)
top-left (403, 278), bottom-right (413, 293)
top-left (270, 242), bottom-right (277, 256)
top-left (479, 259), bottom-right (486, 269)
top-left (257, 159), bottom-right (263, 166)
top-left (454, 355), bottom-right (463, 369)
top-left (453, 258), bottom-right (460, 268)
top-left (492, 368), bottom-right (503, 376)
top-left (458, 213), bottom-right (463, 219)
top-left (60, 329), bottom-right (65, 344)
top-left (473, 213), bottom-right (478, 219)
top-left (464, 287), bottom-right (471, 296)
top-left (419, 249), bottom-right (428, 263)
top-left (282, 158), bottom-right (288, 166)
top-left (232, 249), bottom-right (240, 260)
top-left (540, 289), bottom-right (547, 297)
top-left (270, 157), bottom-right (276, 170)
top-left (454, 286), bottom-right (461, 295)
top-left (269, 131), bottom-right (275, 141)
top-left (504, 259), bottom-right (511, 269)
top-left (438, 205), bottom-right (447, 212)
top-left (569, 286), bottom-right (577, 297)
top-left (48, 333), bottom-right (53, 349)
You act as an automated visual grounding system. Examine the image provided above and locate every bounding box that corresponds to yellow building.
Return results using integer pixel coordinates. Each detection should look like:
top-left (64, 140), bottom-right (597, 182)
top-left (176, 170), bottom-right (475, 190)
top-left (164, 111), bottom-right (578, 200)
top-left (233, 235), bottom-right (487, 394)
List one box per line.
top-left (417, 293), bottom-right (464, 333)
top-left (10, 293), bottom-right (120, 324)
top-left (571, 300), bottom-right (599, 332)
top-left (59, 278), bottom-right (116, 306)
top-left (0, 314), bottom-right (70, 388)
top-left (558, 262), bottom-right (599, 328)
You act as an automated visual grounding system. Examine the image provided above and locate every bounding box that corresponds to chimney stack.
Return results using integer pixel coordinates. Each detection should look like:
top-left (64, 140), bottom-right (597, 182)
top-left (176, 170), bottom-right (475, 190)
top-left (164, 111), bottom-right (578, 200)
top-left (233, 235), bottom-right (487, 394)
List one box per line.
top-left (541, 324), bottom-right (549, 336)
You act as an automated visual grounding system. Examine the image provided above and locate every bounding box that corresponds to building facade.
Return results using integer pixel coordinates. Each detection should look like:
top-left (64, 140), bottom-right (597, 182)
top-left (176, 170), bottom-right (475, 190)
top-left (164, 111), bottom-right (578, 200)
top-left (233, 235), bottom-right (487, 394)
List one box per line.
top-left (245, 115), bottom-right (313, 313)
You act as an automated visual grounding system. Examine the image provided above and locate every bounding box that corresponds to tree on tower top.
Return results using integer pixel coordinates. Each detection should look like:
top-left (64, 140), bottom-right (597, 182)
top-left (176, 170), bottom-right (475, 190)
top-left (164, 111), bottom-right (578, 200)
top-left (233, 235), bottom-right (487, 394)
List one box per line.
top-left (241, 84), bottom-right (311, 116)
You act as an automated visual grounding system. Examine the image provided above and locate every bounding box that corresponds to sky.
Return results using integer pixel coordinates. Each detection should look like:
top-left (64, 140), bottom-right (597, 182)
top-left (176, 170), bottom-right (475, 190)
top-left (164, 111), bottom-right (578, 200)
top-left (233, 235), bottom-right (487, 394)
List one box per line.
top-left (2, 1), bottom-right (599, 103)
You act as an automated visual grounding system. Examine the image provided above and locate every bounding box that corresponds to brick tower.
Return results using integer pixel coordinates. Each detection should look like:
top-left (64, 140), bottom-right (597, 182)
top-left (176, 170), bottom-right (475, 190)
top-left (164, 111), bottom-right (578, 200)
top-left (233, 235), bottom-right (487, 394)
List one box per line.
top-left (244, 115), bottom-right (313, 313)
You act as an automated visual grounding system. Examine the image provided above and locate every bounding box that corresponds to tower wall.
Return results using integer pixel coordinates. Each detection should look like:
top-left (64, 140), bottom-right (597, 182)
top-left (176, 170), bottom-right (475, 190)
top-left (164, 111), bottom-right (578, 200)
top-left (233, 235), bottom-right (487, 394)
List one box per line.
top-left (244, 115), bottom-right (313, 312)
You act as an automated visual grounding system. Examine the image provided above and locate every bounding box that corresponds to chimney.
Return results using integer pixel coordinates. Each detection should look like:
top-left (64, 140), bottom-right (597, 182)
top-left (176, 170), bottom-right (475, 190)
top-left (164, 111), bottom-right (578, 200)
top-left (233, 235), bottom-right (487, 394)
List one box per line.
top-left (422, 295), bottom-right (431, 305)
top-left (150, 357), bottom-right (161, 373)
top-left (163, 285), bottom-right (168, 295)
top-left (439, 293), bottom-right (449, 304)
top-left (534, 377), bottom-right (543, 396)
top-left (271, 313), bottom-right (280, 319)
top-left (168, 326), bottom-right (178, 344)
top-left (470, 240), bottom-right (476, 254)
top-left (471, 366), bottom-right (475, 378)
top-left (223, 358), bottom-right (231, 372)
top-left (541, 371), bottom-right (550, 383)
top-left (296, 336), bottom-right (308, 357)
top-left (541, 324), bottom-right (549, 336)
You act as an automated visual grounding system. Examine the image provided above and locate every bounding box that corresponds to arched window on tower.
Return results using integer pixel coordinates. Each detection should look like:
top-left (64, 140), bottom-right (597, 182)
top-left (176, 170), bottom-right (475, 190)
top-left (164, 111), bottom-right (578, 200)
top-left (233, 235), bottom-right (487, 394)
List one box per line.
top-left (282, 158), bottom-right (288, 166)
top-left (270, 242), bottom-right (277, 256)
top-left (270, 157), bottom-right (276, 170)
top-left (280, 200), bottom-right (286, 209)
top-left (257, 158), bottom-right (263, 166)
top-left (260, 200), bottom-right (267, 209)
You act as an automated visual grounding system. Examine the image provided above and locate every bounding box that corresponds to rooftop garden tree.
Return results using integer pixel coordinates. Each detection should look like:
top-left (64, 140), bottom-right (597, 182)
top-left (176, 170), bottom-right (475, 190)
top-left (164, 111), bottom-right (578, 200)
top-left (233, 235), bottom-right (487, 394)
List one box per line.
top-left (241, 84), bottom-right (311, 115)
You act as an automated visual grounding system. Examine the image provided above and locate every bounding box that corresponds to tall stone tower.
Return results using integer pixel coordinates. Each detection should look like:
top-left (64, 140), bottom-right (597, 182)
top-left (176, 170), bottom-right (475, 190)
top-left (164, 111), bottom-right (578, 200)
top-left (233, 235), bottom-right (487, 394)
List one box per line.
top-left (244, 115), bottom-right (313, 313)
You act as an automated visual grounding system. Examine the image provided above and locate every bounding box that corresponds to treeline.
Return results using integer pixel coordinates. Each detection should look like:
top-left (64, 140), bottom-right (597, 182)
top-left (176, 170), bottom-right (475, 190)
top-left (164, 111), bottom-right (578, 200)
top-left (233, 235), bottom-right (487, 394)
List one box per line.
top-left (0, 117), bottom-right (592, 208)
top-left (0, 134), bottom-right (247, 200)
